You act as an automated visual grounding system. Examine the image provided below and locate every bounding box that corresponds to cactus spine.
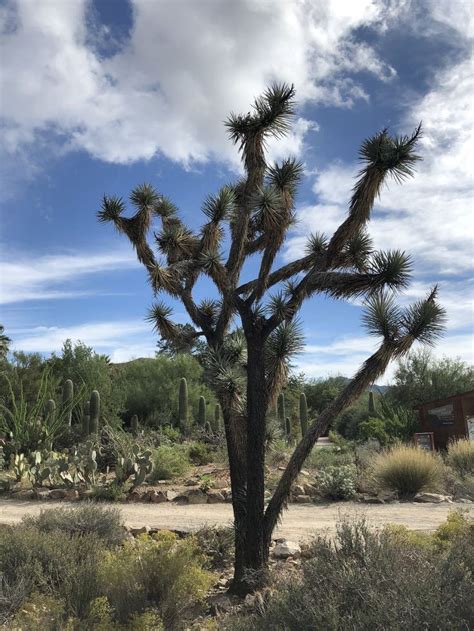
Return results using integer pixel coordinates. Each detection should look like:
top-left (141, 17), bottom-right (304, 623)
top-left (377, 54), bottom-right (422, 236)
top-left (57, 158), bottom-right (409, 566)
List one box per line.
top-left (82, 401), bottom-right (90, 437)
top-left (299, 392), bottom-right (308, 436)
top-left (178, 377), bottom-right (188, 431)
top-left (212, 403), bottom-right (221, 432)
top-left (131, 414), bottom-right (139, 436)
top-left (277, 392), bottom-right (286, 432)
top-left (62, 379), bottom-right (74, 426)
top-left (89, 390), bottom-right (100, 435)
top-left (198, 396), bottom-right (206, 426)
top-left (368, 390), bottom-right (376, 416)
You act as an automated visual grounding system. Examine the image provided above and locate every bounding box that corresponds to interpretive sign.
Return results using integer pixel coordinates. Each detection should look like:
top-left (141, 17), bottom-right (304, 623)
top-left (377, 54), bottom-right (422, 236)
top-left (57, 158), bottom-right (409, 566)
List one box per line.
top-left (414, 432), bottom-right (435, 451)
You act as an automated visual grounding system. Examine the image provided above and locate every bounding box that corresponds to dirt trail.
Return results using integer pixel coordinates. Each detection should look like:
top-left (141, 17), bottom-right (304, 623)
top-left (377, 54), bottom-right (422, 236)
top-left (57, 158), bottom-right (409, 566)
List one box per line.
top-left (0, 499), bottom-right (470, 540)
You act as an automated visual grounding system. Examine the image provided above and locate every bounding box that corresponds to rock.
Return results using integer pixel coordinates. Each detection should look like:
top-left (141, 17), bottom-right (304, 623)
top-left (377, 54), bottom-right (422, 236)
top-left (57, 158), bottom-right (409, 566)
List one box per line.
top-left (207, 490), bottom-right (225, 503)
top-left (173, 494), bottom-right (189, 505)
top-left (457, 498), bottom-right (473, 504)
top-left (185, 489), bottom-right (208, 504)
top-left (414, 492), bottom-right (452, 503)
top-left (148, 489), bottom-right (167, 503)
top-left (213, 479), bottom-right (230, 489)
top-left (360, 495), bottom-right (385, 504)
top-left (302, 483), bottom-right (318, 496)
top-left (80, 489), bottom-right (94, 499)
top-left (166, 490), bottom-right (178, 501)
top-left (128, 489), bottom-right (147, 502)
top-left (184, 479), bottom-right (199, 487)
top-left (34, 489), bottom-right (51, 500)
top-left (300, 469), bottom-right (310, 477)
top-left (129, 525), bottom-right (150, 536)
top-left (272, 540), bottom-right (301, 559)
top-left (50, 488), bottom-right (78, 501)
top-left (10, 489), bottom-right (34, 500)
top-left (63, 489), bottom-right (79, 501)
top-left (294, 494), bottom-right (312, 503)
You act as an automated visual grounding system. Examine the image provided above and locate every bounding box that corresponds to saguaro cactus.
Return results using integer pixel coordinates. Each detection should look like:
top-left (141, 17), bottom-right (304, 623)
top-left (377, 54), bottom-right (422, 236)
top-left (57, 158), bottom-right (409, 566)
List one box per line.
top-left (212, 403), bottom-right (221, 432)
top-left (277, 392), bottom-right (286, 432)
top-left (178, 377), bottom-right (188, 431)
top-left (299, 392), bottom-right (308, 437)
top-left (45, 399), bottom-right (56, 420)
top-left (198, 396), bottom-right (206, 426)
top-left (285, 416), bottom-right (292, 443)
top-left (89, 390), bottom-right (100, 435)
top-left (368, 390), bottom-right (376, 416)
top-left (82, 400), bottom-right (90, 437)
top-left (131, 414), bottom-right (139, 436)
top-left (62, 379), bottom-right (74, 426)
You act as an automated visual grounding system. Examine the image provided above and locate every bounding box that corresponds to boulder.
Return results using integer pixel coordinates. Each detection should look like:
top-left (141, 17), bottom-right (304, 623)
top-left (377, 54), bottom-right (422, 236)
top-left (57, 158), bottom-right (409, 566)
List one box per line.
top-left (292, 484), bottom-right (306, 496)
top-left (49, 488), bottom-right (78, 501)
top-left (10, 489), bottom-right (34, 500)
top-left (302, 483), bottom-right (318, 496)
top-left (207, 490), bottom-right (225, 503)
top-left (34, 489), bottom-right (51, 500)
top-left (129, 525), bottom-right (150, 536)
top-left (166, 490), bottom-right (179, 501)
top-left (414, 492), bottom-right (452, 503)
top-left (148, 489), bottom-right (167, 503)
top-left (272, 540), bottom-right (301, 559)
top-left (185, 489), bottom-right (208, 504)
top-left (294, 494), bottom-right (312, 503)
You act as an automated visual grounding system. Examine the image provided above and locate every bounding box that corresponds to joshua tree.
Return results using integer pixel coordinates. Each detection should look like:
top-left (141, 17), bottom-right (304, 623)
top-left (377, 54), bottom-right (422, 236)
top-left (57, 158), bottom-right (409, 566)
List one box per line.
top-left (98, 84), bottom-right (445, 593)
top-left (0, 325), bottom-right (10, 361)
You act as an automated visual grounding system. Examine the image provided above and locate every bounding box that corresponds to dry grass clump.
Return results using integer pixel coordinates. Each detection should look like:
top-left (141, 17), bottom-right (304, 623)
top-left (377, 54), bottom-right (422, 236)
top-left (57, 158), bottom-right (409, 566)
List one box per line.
top-left (373, 444), bottom-right (444, 497)
top-left (446, 438), bottom-right (474, 478)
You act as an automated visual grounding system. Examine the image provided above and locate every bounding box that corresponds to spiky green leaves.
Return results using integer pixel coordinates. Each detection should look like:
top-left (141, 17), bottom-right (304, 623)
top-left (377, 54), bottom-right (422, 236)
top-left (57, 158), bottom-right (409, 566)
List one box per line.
top-left (97, 195), bottom-right (125, 225)
top-left (148, 264), bottom-right (181, 296)
top-left (363, 292), bottom-right (402, 340)
top-left (368, 250), bottom-right (412, 290)
top-left (400, 286), bottom-right (446, 347)
top-left (155, 223), bottom-right (198, 261)
top-left (130, 183), bottom-right (159, 209)
top-left (146, 301), bottom-right (180, 340)
top-left (225, 82), bottom-right (296, 145)
top-left (267, 158), bottom-right (304, 196)
top-left (306, 233), bottom-right (328, 257)
top-left (202, 186), bottom-right (236, 222)
top-left (360, 125), bottom-right (422, 183)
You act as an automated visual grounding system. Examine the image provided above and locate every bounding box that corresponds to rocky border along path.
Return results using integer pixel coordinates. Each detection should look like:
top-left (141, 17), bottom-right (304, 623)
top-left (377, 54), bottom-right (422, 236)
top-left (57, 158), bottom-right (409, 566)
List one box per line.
top-left (0, 499), bottom-right (471, 541)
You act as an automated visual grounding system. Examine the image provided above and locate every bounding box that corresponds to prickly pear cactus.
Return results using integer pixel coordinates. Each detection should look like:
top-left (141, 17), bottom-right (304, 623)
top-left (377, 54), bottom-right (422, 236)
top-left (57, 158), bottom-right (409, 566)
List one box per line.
top-left (178, 377), bottom-right (188, 432)
top-left (198, 396), bottom-right (206, 426)
top-left (62, 379), bottom-right (74, 426)
top-left (131, 414), bottom-right (139, 436)
top-left (299, 392), bottom-right (308, 437)
top-left (89, 390), bottom-right (100, 434)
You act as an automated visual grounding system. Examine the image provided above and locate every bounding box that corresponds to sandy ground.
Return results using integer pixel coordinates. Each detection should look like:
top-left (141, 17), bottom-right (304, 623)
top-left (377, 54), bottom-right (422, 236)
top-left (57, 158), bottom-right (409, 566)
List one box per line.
top-left (0, 499), bottom-right (471, 541)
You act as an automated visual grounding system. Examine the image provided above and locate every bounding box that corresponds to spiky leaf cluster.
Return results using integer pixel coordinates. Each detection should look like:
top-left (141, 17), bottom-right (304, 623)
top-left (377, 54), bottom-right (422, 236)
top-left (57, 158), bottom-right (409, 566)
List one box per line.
top-left (360, 125), bottom-right (422, 183)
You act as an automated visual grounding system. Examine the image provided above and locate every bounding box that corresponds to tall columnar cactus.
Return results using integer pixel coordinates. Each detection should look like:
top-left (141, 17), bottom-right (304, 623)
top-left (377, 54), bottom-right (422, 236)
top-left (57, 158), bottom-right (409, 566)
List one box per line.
top-left (62, 379), bottom-right (74, 426)
top-left (285, 416), bottom-right (292, 443)
top-left (89, 390), bottom-right (100, 435)
top-left (212, 403), bottom-right (221, 432)
top-left (82, 400), bottom-right (90, 437)
top-left (368, 390), bottom-right (376, 416)
top-left (204, 420), bottom-right (212, 435)
top-left (178, 377), bottom-right (188, 431)
top-left (299, 392), bottom-right (308, 437)
top-left (277, 392), bottom-right (286, 432)
top-left (45, 399), bottom-right (56, 420)
top-left (198, 396), bottom-right (206, 426)
top-left (131, 414), bottom-right (139, 436)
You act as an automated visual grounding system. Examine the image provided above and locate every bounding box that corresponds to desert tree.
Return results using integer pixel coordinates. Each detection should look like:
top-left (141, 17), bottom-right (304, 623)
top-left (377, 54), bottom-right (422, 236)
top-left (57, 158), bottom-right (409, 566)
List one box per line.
top-left (98, 83), bottom-right (445, 593)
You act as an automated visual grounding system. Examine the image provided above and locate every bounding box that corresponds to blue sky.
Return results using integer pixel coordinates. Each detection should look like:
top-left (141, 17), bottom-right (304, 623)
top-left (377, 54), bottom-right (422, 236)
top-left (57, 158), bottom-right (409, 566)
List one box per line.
top-left (1, 0), bottom-right (473, 382)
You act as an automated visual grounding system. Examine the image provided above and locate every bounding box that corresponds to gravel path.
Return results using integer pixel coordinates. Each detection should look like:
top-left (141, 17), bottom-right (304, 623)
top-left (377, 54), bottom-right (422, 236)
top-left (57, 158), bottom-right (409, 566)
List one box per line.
top-left (0, 499), bottom-right (470, 540)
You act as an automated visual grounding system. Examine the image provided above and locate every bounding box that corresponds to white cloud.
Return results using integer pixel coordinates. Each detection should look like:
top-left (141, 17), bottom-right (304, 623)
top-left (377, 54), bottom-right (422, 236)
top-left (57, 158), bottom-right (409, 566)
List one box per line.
top-left (9, 319), bottom-right (152, 356)
top-left (0, 249), bottom-right (138, 304)
top-left (1, 0), bottom-right (395, 169)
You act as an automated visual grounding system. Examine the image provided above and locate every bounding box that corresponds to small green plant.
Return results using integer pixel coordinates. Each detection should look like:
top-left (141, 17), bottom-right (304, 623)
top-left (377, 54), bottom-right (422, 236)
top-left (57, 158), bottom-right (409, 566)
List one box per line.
top-left (198, 474), bottom-right (213, 492)
top-left (115, 445), bottom-right (153, 488)
top-left (151, 445), bottom-right (189, 481)
top-left (189, 441), bottom-right (212, 465)
top-left (358, 417), bottom-right (390, 445)
top-left (446, 438), bottom-right (474, 478)
top-left (317, 465), bottom-right (357, 500)
top-left (373, 444), bottom-right (444, 497)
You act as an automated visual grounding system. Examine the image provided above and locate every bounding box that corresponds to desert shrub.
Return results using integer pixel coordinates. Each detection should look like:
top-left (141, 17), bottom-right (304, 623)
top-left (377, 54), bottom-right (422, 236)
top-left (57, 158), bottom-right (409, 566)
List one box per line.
top-left (229, 517), bottom-right (474, 630)
top-left (6, 592), bottom-right (67, 631)
top-left (358, 417), bottom-right (390, 445)
top-left (306, 446), bottom-right (355, 470)
top-left (151, 445), bottom-right (190, 481)
top-left (316, 465), bottom-right (357, 500)
top-left (188, 441), bottom-right (212, 465)
top-left (22, 503), bottom-right (124, 546)
top-left (446, 438), bottom-right (474, 477)
top-left (373, 444), bottom-right (444, 497)
top-left (0, 524), bottom-right (103, 619)
top-left (98, 531), bottom-right (213, 628)
top-left (91, 483), bottom-right (127, 503)
top-left (195, 525), bottom-right (234, 569)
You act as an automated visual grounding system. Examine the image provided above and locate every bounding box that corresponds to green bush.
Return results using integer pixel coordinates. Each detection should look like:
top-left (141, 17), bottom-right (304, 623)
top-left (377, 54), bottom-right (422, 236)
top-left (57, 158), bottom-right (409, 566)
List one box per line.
top-left (373, 445), bottom-right (444, 497)
top-left (22, 503), bottom-right (124, 546)
top-left (195, 525), bottom-right (234, 570)
top-left (188, 441), bottom-right (212, 465)
top-left (229, 516), bottom-right (474, 630)
top-left (151, 445), bottom-right (190, 481)
top-left (316, 465), bottom-right (357, 500)
top-left (98, 531), bottom-right (213, 627)
top-left (446, 438), bottom-right (474, 478)
top-left (358, 417), bottom-right (390, 445)
top-left (306, 446), bottom-right (355, 470)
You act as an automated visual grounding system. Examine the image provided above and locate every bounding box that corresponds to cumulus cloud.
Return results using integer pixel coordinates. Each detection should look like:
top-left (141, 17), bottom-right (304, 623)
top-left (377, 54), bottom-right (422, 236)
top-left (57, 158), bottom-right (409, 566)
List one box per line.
top-left (1, 0), bottom-right (396, 169)
top-left (0, 249), bottom-right (138, 304)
